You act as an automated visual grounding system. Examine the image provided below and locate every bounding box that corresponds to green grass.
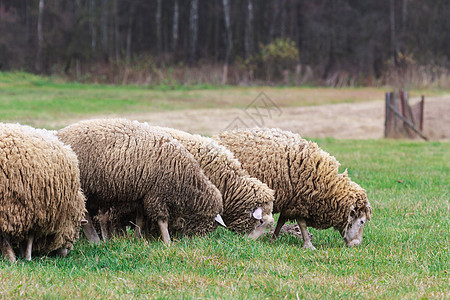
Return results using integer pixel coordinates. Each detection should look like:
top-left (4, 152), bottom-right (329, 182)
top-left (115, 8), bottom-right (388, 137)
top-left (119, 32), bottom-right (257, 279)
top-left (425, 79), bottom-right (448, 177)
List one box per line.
top-left (0, 72), bottom-right (449, 298)
top-left (1, 139), bottom-right (448, 298)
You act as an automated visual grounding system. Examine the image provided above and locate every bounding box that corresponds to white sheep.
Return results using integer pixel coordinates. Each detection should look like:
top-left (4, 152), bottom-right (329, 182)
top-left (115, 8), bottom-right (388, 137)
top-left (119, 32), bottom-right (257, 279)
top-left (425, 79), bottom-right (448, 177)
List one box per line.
top-left (215, 128), bottom-right (372, 249)
top-left (57, 119), bottom-right (224, 244)
top-left (0, 123), bottom-right (87, 262)
top-left (155, 126), bottom-right (275, 239)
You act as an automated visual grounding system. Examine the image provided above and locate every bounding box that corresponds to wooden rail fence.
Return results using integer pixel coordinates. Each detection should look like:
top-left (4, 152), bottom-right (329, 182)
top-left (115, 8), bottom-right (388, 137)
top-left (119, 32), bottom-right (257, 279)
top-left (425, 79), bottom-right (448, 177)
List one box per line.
top-left (385, 90), bottom-right (427, 140)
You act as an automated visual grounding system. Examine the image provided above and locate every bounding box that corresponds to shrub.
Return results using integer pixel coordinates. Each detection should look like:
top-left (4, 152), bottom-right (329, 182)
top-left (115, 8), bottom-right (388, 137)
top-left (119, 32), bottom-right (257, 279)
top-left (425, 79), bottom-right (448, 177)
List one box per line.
top-left (259, 38), bottom-right (300, 82)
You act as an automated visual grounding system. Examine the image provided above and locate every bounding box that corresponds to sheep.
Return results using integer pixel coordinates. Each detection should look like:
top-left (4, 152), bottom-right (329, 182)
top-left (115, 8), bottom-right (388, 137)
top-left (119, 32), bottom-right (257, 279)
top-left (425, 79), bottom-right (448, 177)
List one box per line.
top-left (0, 123), bottom-right (87, 262)
top-left (154, 126), bottom-right (275, 239)
top-left (214, 128), bottom-right (372, 249)
top-left (57, 119), bottom-right (223, 244)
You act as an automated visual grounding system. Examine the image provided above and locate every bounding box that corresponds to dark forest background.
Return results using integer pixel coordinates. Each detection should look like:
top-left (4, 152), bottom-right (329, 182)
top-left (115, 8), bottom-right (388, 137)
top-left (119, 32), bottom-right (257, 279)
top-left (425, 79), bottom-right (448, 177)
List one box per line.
top-left (0, 0), bottom-right (448, 86)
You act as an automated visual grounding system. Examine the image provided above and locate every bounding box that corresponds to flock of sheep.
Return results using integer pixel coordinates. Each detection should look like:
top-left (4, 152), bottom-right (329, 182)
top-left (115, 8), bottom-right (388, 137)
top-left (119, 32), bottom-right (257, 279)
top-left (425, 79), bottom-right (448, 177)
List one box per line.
top-left (0, 119), bottom-right (372, 262)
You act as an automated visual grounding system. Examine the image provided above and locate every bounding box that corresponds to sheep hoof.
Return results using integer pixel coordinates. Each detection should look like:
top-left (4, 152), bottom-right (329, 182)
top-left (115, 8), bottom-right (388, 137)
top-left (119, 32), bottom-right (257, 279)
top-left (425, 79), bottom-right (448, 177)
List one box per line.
top-left (1, 234), bottom-right (16, 263)
top-left (57, 248), bottom-right (68, 257)
top-left (5, 254), bottom-right (17, 263)
top-left (303, 242), bottom-right (316, 250)
top-left (158, 219), bottom-right (171, 245)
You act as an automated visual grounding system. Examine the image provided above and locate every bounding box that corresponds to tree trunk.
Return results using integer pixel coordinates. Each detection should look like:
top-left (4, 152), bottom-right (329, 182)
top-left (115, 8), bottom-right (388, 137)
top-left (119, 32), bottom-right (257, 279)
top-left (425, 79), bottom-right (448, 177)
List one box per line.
top-left (400, 0), bottom-right (408, 52)
top-left (222, 0), bottom-right (232, 84)
top-left (244, 0), bottom-right (254, 59)
top-left (172, 0), bottom-right (179, 52)
top-left (101, 0), bottom-right (109, 61)
top-left (113, 0), bottom-right (120, 62)
top-left (156, 0), bottom-right (162, 53)
top-left (189, 0), bottom-right (199, 62)
top-left (35, 0), bottom-right (44, 72)
top-left (390, 0), bottom-right (398, 65)
top-left (89, 0), bottom-right (97, 52)
top-left (280, 0), bottom-right (287, 38)
top-left (269, 0), bottom-right (280, 41)
top-left (126, 3), bottom-right (135, 62)
top-left (402, 0), bottom-right (408, 32)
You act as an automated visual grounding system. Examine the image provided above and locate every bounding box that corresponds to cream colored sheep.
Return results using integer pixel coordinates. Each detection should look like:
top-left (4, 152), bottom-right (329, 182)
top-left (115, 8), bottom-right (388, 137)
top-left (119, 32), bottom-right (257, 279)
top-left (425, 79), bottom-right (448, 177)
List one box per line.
top-left (155, 127), bottom-right (274, 239)
top-left (0, 123), bottom-right (87, 262)
top-left (58, 119), bottom-right (223, 244)
top-left (215, 128), bottom-right (372, 249)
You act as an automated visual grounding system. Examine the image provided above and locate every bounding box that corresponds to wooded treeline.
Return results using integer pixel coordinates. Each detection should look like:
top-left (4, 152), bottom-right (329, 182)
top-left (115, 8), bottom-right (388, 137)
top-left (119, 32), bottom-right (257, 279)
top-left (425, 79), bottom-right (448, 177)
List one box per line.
top-left (0, 0), bottom-right (448, 86)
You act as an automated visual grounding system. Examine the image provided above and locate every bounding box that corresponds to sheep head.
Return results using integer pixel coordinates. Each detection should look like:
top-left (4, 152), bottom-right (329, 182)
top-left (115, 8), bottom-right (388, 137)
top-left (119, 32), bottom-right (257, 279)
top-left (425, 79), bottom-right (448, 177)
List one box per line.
top-left (340, 204), bottom-right (371, 247)
top-left (247, 207), bottom-right (275, 240)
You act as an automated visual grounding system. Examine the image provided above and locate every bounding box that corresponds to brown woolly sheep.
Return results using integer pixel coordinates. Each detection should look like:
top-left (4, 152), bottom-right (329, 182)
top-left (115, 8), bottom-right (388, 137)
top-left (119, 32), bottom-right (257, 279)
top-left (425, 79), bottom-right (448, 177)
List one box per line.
top-left (215, 128), bottom-right (372, 249)
top-left (0, 123), bottom-right (87, 262)
top-left (155, 127), bottom-right (274, 239)
top-left (57, 119), bottom-right (223, 244)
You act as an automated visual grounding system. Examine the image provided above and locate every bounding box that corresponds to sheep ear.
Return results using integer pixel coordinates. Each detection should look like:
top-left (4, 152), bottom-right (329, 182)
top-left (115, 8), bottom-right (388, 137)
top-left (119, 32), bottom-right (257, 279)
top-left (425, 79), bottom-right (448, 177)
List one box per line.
top-left (347, 205), bottom-right (355, 223)
top-left (81, 219), bottom-right (88, 225)
top-left (252, 207), bottom-right (263, 220)
top-left (215, 214), bottom-right (227, 227)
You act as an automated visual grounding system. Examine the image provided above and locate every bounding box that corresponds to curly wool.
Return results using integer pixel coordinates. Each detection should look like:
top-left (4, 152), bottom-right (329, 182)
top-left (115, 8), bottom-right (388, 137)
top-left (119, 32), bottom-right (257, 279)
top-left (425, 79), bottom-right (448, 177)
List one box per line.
top-left (214, 128), bottom-right (371, 232)
top-left (155, 127), bottom-right (274, 234)
top-left (0, 123), bottom-right (86, 254)
top-left (57, 119), bottom-right (223, 236)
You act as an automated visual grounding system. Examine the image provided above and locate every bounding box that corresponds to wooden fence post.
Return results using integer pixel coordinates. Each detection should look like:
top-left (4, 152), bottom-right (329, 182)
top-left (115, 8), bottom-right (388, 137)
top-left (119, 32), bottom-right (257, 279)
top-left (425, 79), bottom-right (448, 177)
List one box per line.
top-left (419, 95), bottom-right (425, 131)
top-left (385, 92), bottom-right (390, 138)
top-left (384, 90), bottom-right (427, 140)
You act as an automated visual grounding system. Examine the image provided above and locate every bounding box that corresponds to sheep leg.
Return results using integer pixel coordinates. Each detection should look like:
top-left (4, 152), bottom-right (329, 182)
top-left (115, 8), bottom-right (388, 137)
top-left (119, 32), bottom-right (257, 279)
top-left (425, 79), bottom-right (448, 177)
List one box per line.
top-left (98, 211), bottom-right (110, 241)
top-left (82, 212), bottom-right (101, 244)
top-left (296, 218), bottom-right (316, 250)
top-left (0, 234), bottom-right (16, 263)
top-left (271, 214), bottom-right (287, 241)
top-left (24, 234), bottom-right (33, 260)
top-left (134, 209), bottom-right (144, 238)
top-left (157, 219), bottom-right (171, 245)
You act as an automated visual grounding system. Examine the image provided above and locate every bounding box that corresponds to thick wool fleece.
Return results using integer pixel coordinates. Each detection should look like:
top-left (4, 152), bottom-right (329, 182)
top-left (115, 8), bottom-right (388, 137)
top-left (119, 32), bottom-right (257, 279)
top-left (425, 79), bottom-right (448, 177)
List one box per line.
top-left (57, 119), bottom-right (223, 236)
top-left (156, 127), bottom-right (274, 234)
top-left (0, 123), bottom-right (86, 254)
top-left (214, 128), bottom-right (371, 232)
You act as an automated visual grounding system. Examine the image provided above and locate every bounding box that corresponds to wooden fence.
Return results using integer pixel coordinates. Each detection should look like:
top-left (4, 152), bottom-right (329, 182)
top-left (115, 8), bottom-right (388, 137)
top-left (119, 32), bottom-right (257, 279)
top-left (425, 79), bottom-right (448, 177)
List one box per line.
top-left (385, 90), bottom-right (427, 140)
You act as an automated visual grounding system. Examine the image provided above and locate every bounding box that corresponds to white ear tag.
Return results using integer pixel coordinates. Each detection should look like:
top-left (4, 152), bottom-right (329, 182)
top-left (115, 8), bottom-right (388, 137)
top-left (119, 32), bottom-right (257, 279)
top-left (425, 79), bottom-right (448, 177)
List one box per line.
top-left (215, 214), bottom-right (227, 227)
top-left (253, 207), bottom-right (263, 220)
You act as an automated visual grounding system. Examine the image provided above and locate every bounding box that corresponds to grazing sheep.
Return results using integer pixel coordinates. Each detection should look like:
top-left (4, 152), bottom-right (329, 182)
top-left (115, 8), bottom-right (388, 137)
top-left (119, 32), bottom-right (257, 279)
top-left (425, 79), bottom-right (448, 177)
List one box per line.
top-left (155, 127), bottom-right (275, 239)
top-left (57, 119), bottom-right (223, 244)
top-left (0, 123), bottom-right (87, 262)
top-left (215, 128), bottom-right (372, 249)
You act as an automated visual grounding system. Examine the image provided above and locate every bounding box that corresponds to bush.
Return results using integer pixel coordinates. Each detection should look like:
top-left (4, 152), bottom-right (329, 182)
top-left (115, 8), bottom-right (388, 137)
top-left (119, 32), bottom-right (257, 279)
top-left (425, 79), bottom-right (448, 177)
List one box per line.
top-left (256, 38), bottom-right (300, 83)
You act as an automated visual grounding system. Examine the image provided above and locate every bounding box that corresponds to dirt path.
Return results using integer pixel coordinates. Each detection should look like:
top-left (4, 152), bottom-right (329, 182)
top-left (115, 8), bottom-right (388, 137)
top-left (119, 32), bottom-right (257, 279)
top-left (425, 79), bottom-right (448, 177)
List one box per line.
top-left (126, 95), bottom-right (449, 140)
top-left (45, 95), bottom-right (449, 140)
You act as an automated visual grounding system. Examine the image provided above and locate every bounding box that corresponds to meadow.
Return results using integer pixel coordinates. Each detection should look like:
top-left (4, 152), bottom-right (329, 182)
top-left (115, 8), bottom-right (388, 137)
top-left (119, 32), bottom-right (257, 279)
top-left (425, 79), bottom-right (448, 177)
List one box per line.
top-left (0, 71), bottom-right (444, 130)
top-left (0, 72), bottom-right (449, 298)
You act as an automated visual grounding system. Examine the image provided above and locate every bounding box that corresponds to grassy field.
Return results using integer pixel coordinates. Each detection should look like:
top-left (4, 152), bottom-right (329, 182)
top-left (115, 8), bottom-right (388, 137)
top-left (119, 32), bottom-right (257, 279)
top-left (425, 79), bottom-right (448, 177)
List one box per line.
top-left (1, 72), bottom-right (449, 298)
top-left (1, 139), bottom-right (448, 298)
top-left (0, 71), bottom-right (444, 129)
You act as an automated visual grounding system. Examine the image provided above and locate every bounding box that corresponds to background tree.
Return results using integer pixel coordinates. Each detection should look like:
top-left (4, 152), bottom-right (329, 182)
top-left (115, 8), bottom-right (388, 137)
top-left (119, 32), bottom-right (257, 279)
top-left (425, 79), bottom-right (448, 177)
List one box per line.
top-left (0, 0), bottom-right (447, 85)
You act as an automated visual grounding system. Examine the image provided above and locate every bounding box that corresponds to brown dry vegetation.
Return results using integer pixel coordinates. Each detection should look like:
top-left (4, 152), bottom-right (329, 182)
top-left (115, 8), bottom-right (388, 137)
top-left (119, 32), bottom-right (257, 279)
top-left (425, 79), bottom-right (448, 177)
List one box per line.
top-left (114, 95), bottom-right (450, 141)
top-left (31, 85), bottom-right (449, 141)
